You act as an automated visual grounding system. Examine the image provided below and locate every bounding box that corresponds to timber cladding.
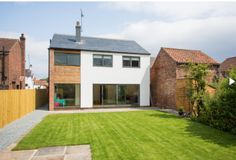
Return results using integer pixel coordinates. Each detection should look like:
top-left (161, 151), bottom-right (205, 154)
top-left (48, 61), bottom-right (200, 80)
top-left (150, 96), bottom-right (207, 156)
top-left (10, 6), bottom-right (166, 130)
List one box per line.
top-left (48, 49), bottom-right (81, 110)
top-left (0, 89), bottom-right (48, 128)
top-left (175, 79), bottom-right (192, 112)
top-left (53, 66), bottom-right (80, 83)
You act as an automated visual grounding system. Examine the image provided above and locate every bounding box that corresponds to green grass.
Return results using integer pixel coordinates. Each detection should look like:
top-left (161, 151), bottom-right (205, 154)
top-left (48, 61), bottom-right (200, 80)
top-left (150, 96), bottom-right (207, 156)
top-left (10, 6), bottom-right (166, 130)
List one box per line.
top-left (14, 110), bottom-right (236, 160)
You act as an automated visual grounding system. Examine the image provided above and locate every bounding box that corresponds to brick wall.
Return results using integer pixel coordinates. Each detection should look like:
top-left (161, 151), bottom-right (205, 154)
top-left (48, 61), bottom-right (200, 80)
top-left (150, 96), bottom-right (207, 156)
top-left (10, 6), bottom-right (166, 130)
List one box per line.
top-left (0, 36), bottom-right (25, 89)
top-left (8, 42), bottom-right (23, 89)
top-left (151, 49), bottom-right (177, 108)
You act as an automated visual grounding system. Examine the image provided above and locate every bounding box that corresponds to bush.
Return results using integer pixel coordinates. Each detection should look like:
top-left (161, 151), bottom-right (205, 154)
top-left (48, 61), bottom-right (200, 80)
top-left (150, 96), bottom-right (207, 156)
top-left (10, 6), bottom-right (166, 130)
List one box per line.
top-left (199, 68), bottom-right (236, 134)
top-left (178, 107), bottom-right (184, 116)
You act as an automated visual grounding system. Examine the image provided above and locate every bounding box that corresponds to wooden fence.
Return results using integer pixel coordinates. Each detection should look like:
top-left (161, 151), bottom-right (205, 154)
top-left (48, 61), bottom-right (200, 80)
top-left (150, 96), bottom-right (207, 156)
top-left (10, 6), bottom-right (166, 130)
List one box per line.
top-left (0, 89), bottom-right (48, 128)
top-left (175, 79), bottom-right (216, 112)
top-left (175, 79), bottom-right (192, 112)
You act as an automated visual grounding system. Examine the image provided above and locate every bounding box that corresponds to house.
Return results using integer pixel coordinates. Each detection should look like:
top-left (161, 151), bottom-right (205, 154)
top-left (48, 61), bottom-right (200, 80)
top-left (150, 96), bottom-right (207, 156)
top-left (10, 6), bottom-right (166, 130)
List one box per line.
top-left (25, 65), bottom-right (34, 89)
top-left (34, 79), bottom-right (48, 89)
top-left (48, 21), bottom-right (150, 110)
top-left (220, 56), bottom-right (236, 77)
top-left (0, 34), bottom-right (25, 89)
top-left (151, 47), bottom-right (219, 111)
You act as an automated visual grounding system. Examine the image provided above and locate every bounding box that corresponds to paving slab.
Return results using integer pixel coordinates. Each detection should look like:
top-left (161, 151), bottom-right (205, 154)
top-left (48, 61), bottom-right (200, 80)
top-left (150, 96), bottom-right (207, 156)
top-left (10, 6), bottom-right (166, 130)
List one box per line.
top-left (35, 146), bottom-right (65, 156)
top-left (65, 153), bottom-right (91, 160)
top-left (31, 155), bottom-right (65, 160)
top-left (0, 145), bottom-right (91, 160)
top-left (0, 150), bottom-right (36, 160)
top-left (65, 145), bottom-right (90, 154)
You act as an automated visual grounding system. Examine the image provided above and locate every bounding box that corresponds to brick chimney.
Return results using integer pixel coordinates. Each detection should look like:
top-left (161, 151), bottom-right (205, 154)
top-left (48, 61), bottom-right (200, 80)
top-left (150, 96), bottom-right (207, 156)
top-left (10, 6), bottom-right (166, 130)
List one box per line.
top-left (20, 33), bottom-right (25, 78)
top-left (75, 21), bottom-right (81, 42)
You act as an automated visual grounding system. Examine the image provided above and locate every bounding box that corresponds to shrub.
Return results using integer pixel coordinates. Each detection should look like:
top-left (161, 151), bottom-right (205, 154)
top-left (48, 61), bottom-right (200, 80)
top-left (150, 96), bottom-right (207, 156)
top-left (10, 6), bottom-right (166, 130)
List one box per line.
top-left (178, 107), bottom-right (184, 116)
top-left (199, 68), bottom-right (236, 134)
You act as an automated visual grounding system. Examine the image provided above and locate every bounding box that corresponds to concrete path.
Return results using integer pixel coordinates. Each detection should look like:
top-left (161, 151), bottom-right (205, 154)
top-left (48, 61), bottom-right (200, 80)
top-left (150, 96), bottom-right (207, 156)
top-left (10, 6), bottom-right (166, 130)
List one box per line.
top-left (0, 106), bottom-right (169, 151)
top-left (0, 108), bottom-right (49, 151)
top-left (0, 145), bottom-right (91, 160)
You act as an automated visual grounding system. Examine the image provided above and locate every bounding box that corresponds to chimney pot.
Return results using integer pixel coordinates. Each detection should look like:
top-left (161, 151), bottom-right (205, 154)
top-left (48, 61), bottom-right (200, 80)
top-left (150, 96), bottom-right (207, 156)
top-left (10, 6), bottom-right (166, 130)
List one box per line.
top-left (20, 33), bottom-right (25, 40)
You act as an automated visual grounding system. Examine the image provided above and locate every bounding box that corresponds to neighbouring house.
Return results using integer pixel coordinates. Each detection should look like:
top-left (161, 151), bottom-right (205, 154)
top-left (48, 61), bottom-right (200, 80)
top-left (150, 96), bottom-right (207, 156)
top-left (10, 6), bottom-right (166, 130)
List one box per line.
top-left (25, 65), bottom-right (34, 89)
top-left (151, 47), bottom-right (219, 111)
top-left (48, 21), bottom-right (150, 110)
top-left (220, 56), bottom-right (236, 77)
top-left (0, 34), bottom-right (25, 89)
top-left (34, 79), bottom-right (48, 89)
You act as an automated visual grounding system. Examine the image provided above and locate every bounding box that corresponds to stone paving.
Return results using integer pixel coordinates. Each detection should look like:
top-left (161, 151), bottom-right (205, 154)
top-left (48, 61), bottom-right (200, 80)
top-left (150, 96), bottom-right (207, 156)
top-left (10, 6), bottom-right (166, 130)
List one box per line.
top-left (0, 145), bottom-right (91, 160)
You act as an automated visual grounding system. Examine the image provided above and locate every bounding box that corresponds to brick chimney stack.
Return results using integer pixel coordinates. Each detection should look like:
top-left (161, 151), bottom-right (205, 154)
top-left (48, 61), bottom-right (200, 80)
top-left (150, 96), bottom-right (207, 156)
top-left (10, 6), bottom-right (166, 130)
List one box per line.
top-left (20, 33), bottom-right (25, 79)
top-left (75, 21), bottom-right (81, 42)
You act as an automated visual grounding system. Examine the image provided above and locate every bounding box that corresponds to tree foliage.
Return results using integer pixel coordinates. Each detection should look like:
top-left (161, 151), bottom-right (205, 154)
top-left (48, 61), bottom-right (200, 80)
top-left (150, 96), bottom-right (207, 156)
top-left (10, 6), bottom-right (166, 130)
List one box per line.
top-left (200, 68), bottom-right (236, 134)
top-left (185, 63), bottom-right (209, 117)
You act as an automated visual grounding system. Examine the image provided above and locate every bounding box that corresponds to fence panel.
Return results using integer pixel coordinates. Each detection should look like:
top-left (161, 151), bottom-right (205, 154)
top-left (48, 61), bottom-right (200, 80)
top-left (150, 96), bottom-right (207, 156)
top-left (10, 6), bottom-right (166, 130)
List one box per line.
top-left (0, 89), bottom-right (48, 128)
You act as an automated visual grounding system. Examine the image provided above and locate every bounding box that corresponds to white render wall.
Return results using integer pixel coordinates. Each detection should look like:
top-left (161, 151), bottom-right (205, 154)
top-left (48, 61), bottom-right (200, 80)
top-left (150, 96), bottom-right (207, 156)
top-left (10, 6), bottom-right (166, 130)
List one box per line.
top-left (80, 51), bottom-right (150, 108)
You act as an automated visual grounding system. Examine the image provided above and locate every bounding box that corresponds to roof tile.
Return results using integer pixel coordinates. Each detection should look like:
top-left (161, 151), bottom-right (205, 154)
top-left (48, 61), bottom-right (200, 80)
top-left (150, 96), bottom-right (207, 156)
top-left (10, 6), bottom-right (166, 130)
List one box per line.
top-left (0, 38), bottom-right (18, 51)
top-left (50, 34), bottom-right (150, 55)
top-left (162, 47), bottom-right (219, 65)
top-left (220, 56), bottom-right (236, 72)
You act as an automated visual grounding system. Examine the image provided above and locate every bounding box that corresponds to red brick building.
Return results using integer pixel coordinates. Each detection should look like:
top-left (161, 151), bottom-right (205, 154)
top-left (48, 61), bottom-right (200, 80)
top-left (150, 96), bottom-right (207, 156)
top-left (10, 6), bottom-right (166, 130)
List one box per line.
top-left (151, 47), bottom-right (219, 110)
top-left (220, 56), bottom-right (236, 77)
top-left (0, 34), bottom-right (26, 89)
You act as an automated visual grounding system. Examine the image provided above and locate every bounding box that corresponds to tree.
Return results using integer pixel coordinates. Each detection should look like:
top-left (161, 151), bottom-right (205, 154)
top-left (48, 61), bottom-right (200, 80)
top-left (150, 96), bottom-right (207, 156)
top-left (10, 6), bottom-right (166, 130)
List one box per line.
top-left (185, 63), bottom-right (209, 117)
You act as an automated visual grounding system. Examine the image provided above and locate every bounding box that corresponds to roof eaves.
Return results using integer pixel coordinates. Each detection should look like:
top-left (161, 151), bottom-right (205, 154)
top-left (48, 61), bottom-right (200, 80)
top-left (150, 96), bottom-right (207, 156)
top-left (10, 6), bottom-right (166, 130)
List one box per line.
top-left (49, 47), bottom-right (151, 55)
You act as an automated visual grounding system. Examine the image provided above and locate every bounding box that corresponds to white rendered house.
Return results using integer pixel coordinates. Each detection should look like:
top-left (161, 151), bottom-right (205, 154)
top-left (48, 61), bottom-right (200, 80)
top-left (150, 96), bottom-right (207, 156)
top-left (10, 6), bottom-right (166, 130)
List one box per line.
top-left (48, 22), bottom-right (150, 110)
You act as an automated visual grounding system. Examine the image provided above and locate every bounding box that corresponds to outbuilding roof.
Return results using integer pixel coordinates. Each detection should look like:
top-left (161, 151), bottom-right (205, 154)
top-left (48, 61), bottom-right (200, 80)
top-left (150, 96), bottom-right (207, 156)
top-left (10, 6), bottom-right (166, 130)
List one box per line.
top-left (162, 47), bottom-right (219, 65)
top-left (220, 56), bottom-right (236, 72)
top-left (50, 34), bottom-right (150, 55)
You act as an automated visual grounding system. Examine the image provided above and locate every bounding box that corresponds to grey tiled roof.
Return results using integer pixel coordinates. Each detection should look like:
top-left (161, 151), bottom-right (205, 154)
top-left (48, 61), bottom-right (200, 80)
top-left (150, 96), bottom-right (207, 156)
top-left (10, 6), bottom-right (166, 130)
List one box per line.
top-left (49, 34), bottom-right (150, 55)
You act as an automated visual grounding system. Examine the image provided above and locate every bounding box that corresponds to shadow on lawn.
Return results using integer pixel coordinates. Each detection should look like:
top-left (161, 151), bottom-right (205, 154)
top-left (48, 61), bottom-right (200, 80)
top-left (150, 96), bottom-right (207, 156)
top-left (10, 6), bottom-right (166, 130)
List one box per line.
top-left (149, 111), bottom-right (236, 147)
top-left (148, 112), bottom-right (179, 119)
top-left (185, 121), bottom-right (236, 147)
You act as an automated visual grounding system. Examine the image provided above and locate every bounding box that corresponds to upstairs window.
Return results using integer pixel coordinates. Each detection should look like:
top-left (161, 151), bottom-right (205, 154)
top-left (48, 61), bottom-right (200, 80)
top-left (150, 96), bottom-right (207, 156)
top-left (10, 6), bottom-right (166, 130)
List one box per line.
top-left (123, 56), bottom-right (140, 68)
top-left (93, 54), bottom-right (112, 67)
top-left (54, 52), bottom-right (80, 66)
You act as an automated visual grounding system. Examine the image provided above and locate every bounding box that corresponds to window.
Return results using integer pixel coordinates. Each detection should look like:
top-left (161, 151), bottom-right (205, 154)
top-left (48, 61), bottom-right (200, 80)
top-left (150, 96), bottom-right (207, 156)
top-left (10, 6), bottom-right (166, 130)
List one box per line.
top-left (93, 54), bottom-right (112, 67)
top-left (54, 52), bottom-right (80, 66)
top-left (123, 56), bottom-right (140, 68)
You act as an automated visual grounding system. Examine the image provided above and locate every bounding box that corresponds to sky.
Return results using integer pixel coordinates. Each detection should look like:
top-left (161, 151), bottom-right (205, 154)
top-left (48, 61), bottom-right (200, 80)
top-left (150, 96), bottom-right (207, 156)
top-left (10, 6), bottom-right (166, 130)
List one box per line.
top-left (0, 2), bottom-right (236, 78)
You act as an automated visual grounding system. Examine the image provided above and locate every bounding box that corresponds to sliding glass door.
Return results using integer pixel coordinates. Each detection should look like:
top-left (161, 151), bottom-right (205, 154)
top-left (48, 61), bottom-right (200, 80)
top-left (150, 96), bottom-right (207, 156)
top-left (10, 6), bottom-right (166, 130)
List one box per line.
top-left (54, 84), bottom-right (80, 108)
top-left (103, 85), bottom-right (116, 105)
top-left (93, 84), bottom-right (140, 106)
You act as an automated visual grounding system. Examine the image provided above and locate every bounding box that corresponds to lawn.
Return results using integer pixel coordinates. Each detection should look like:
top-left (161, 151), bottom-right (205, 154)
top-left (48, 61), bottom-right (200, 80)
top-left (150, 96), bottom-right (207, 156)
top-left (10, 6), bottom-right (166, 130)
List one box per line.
top-left (14, 110), bottom-right (236, 160)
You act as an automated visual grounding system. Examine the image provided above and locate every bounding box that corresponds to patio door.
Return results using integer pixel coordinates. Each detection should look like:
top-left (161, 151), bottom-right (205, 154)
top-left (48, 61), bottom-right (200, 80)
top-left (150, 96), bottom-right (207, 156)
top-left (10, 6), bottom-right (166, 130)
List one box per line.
top-left (93, 84), bottom-right (139, 107)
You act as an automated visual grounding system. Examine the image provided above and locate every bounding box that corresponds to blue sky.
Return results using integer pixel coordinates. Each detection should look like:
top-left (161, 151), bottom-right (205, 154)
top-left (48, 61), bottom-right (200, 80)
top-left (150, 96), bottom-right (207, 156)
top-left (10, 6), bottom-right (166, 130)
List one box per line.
top-left (0, 2), bottom-right (236, 78)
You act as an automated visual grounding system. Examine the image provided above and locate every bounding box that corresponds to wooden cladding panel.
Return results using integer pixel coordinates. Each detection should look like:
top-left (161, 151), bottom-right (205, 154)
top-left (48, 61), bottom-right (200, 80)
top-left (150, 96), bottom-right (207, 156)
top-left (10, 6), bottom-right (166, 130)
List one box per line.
top-left (53, 65), bottom-right (80, 83)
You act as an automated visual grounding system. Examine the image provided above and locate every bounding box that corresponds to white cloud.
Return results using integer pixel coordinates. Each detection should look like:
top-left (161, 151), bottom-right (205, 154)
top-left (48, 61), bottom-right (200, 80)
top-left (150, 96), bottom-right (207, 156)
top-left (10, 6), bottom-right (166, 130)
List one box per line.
top-left (98, 16), bottom-right (236, 62)
top-left (102, 2), bottom-right (236, 20)
top-left (0, 32), bottom-right (48, 79)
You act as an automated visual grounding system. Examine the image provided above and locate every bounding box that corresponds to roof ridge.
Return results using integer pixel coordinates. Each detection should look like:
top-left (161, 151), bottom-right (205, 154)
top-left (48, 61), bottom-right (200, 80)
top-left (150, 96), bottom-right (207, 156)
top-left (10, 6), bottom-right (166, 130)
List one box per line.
top-left (225, 56), bottom-right (236, 60)
top-left (0, 37), bottom-right (18, 41)
top-left (162, 47), bottom-right (201, 52)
